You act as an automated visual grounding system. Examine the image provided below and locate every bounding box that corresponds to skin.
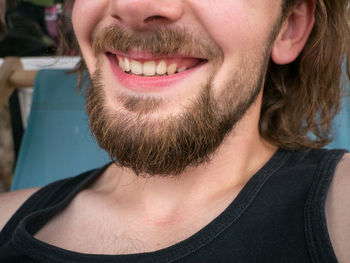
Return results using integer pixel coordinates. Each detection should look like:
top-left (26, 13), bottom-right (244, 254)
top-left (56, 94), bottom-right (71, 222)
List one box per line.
top-left (75, 0), bottom-right (280, 110)
top-left (326, 155), bottom-right (350, 262)
top-left (35, 0), bottom-right (282, 253)
top-left (68, 1), bottom-right (282, 251)
top-left (69, 0), bottom-right (311, 221)
top-left (0, 0), bottom-right (349, 260)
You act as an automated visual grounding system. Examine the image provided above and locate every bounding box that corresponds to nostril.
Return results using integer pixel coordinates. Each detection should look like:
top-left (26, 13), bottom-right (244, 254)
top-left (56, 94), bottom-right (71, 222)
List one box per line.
top-left (144, 15), bottom-right (168, 24)
top-left (112, 14), bottom-right (122, 21)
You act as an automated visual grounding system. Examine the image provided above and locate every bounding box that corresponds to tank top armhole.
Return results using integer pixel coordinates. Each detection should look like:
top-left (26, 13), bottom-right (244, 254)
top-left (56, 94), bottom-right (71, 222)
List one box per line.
top-left (304, 149), bottom-right (348, 263)
top-left (0, 164), bottom-right (109, 245)
top-left (0, 177), bottom-right (74, 244)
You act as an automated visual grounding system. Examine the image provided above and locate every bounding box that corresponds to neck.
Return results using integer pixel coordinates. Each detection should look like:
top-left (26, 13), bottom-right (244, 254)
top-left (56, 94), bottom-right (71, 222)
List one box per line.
top-left (91, 93), bottom-right (277, 219)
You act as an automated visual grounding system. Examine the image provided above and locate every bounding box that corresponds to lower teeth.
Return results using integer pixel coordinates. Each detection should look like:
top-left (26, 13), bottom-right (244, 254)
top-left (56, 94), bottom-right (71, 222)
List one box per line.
top-left (125, 71), bottom-right (175, 77)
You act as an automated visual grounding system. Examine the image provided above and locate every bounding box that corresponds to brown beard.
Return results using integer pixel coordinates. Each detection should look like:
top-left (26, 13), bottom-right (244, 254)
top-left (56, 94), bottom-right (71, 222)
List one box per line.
top-left (86, 25), bottom-right (274, 177)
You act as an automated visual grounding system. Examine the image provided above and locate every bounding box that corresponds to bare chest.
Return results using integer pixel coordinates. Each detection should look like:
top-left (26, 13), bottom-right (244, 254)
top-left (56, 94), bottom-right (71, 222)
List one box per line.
top-left (33, 181), bottom-right (237, 255)
top-left (34, 204), bottom-right (211, 255)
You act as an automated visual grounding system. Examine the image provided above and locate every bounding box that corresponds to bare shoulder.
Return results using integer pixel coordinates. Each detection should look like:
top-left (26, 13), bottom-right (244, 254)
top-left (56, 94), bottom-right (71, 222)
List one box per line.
top-left (326, 153), bottom-right (350, 263)
top-left (0, 187), bottom-right (40, 231)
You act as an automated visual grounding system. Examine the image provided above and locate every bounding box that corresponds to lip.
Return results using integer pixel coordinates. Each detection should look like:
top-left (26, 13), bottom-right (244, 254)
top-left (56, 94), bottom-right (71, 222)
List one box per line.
top-left (107, 49), bottom-right (208, 61)
top-left (106, 52), bottom-right (207, 92)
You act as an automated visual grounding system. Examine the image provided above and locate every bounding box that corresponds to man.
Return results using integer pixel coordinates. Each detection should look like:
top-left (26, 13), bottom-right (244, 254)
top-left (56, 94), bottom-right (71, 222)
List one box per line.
top-left (0, 0), bottom-right (349, 262)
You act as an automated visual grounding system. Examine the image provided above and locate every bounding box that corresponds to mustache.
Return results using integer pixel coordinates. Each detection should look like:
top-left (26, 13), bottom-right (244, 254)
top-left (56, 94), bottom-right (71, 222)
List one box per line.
top-left (91, 24), bottom-right (221, 59)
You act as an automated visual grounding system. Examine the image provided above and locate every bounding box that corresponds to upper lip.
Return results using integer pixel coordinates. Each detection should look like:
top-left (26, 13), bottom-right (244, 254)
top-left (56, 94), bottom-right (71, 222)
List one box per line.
top-left (106, 49), bottom-right (207, 61)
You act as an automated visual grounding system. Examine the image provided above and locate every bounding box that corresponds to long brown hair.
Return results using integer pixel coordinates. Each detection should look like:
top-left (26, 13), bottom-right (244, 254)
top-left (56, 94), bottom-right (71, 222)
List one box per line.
top-left (60, 0), bottom-right (350, 150)
top-left (261, 0), bottom-right (350, 149)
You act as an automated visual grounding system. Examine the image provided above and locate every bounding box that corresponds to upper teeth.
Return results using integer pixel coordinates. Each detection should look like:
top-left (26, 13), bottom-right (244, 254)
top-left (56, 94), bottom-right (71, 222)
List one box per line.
top-left (117, 57), bottom-right (186, 76)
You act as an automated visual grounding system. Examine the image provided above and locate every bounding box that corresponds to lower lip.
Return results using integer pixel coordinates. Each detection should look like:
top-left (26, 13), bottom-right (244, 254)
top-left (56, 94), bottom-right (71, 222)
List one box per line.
top-left (107, 54), bottom-right (205, 92)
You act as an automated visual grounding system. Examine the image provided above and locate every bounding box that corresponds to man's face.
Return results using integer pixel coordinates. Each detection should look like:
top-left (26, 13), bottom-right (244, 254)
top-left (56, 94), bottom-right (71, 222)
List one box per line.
top-left (73, 0), bottom-right (282, 176)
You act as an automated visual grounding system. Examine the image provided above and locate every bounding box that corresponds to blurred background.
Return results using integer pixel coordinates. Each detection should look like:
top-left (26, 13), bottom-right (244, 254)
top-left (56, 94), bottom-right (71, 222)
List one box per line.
top-left (0, 0), bottom-right (74, 191)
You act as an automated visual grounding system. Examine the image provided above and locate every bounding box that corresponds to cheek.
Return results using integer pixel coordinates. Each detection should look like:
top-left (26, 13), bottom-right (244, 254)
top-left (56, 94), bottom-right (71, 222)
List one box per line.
top-left (72, 0), bottom-right (107, 73)
top-left (188, 1), bottom-right (280, 81)
top-left (187, 0), bottom-right (280, 56)
top-left (72, 0), bottom-right (107, 36)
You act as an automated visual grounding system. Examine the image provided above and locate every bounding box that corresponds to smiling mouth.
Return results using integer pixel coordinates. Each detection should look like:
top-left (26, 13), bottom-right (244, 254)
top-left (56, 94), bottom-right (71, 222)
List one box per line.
top-left (106, 52), bottom-right (206, 77)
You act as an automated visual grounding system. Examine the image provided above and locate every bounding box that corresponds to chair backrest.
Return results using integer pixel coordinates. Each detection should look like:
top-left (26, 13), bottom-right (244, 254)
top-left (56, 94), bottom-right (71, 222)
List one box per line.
top-left (326, 94), bottom-right (350, 151)
top-left (11, 69), bottom-right (109, 190)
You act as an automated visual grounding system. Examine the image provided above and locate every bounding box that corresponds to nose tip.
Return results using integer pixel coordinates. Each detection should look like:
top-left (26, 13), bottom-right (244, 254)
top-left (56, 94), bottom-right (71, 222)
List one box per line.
top-left (110, 0), bottom-right (183, 30)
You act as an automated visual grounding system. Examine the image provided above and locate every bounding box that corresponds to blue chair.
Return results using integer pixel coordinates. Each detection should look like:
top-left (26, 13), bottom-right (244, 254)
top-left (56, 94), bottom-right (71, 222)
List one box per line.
top-left (11, 69), bottom-right (109, 190)
top-left (327, 66), bottom-right (350, 151)
top-left (327, 93), bottom-right (350, 151)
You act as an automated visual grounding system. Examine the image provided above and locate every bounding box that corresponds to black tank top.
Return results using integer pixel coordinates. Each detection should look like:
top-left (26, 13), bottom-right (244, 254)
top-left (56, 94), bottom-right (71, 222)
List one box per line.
top-left (0, 148), bottom-right (347, 262)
